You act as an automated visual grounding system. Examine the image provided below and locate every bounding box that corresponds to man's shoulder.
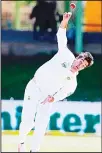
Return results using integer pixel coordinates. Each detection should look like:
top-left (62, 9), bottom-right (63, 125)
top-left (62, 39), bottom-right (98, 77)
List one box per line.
top-left (58, 47), bottom-right (75, 57)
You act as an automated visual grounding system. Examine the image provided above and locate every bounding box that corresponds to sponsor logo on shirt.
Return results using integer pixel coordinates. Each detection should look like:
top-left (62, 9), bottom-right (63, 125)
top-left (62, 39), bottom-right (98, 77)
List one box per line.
top-left (61, 62), bottom-right (67, 68)
top-left (61, 62), bottom-right (71, 80)
top-left (28, 96), bottom-right (30, 100)
top-left (67, 77), bottom-right (71, 80)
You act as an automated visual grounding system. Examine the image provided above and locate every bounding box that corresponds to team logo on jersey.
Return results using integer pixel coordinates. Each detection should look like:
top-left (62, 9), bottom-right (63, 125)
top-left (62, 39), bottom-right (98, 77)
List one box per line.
top-left (28, 96), bottom-right (30, 100)
top-left (61, 62), bottom-right (68, 68)
top-left (67, 77), bottom-right (71, 80)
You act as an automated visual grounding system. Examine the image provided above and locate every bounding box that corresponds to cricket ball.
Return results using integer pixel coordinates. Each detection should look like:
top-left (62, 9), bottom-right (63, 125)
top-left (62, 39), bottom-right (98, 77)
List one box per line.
top-left (70, 3), bottom-right (76, 10)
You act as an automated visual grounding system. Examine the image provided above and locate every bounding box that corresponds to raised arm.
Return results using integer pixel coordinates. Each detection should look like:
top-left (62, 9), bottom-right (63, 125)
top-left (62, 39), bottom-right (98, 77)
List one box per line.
top-left (57, 12), bottom-right (72, 50)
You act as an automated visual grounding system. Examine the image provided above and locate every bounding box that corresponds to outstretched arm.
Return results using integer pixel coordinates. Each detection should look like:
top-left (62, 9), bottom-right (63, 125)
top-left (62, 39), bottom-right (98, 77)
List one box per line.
top-left (57, 12), bottom-right (72, 50)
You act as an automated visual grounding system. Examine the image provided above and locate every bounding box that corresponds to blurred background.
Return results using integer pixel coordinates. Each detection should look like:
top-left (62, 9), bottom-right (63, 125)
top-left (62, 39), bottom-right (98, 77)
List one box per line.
top-left (1, 1), bottom-right (102, 152)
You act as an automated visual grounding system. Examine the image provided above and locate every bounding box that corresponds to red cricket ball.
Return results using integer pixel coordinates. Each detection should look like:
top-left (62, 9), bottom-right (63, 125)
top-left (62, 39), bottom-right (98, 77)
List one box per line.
top-left (70, 3), bottom-right (76, 10)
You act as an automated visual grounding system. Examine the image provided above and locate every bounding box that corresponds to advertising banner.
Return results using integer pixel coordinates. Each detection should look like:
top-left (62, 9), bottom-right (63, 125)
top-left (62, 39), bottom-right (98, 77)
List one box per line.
top-left (1, 100), bottom-right (101, 136)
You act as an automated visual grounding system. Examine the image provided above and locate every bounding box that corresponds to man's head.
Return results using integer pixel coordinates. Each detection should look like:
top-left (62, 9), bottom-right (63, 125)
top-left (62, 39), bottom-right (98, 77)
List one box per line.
top-left (71, 52), bottom-right (94, 73)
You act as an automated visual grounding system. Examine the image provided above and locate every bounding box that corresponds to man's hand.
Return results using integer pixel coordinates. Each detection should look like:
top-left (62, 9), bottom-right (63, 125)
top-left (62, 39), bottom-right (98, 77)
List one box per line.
top-left (41, 95), bottom-right (54, 105)
top-left (60, 12), bottom-right (72, 29)
top-left (63, 12), bottom-right (72, 23)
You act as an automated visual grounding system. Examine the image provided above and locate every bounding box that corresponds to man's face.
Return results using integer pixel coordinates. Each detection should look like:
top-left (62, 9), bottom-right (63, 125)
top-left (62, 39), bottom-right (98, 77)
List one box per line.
top-left (71, 58), bottom-right (89, 72)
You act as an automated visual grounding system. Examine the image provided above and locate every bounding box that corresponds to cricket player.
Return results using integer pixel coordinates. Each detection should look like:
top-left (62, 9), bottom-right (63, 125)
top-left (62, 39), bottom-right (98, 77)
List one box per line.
top-left (18, 12), bottom-right (94, 152)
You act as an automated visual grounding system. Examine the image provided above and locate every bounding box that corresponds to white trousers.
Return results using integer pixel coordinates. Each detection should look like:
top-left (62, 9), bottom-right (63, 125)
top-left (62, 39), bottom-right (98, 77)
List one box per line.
top-left (19, 78), bottom-right (53, 152)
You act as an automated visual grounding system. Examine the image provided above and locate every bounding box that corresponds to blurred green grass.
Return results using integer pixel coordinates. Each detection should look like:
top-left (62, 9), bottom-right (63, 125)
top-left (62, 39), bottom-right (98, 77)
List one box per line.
top-left (1, 54), bottom-right (102, 101)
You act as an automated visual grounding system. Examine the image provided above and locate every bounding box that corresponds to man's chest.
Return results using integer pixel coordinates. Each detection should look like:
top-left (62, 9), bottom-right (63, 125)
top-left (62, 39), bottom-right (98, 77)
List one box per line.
top-left (53, 61), bottom-right (73, 80)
